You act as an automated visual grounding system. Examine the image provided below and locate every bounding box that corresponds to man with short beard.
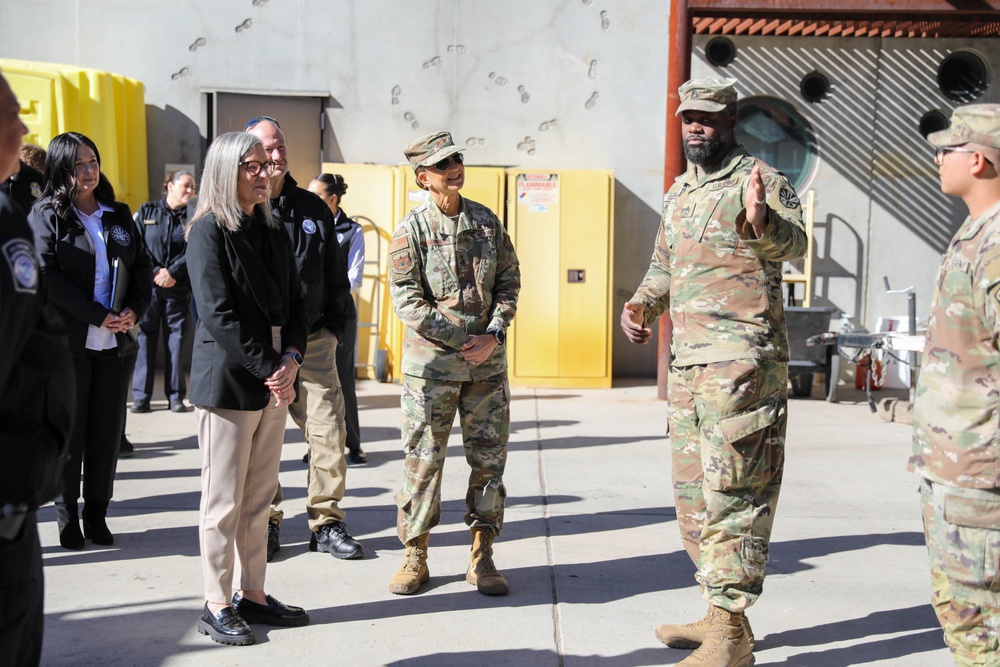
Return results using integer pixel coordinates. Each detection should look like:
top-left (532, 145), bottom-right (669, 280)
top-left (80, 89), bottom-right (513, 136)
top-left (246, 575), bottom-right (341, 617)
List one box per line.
top-left (621, 77), bottom-right (806, 667)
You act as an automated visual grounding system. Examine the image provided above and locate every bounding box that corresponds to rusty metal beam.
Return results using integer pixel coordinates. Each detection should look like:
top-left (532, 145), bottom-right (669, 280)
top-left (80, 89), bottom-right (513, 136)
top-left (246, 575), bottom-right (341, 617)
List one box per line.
top-left (688, 0), bottom-right (1000, 12)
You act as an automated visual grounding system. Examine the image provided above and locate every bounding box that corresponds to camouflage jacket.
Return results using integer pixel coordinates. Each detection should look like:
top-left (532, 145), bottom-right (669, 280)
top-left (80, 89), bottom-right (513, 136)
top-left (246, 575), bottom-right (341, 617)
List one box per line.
top-left (909, 201), bottom-right (1000, 489)
top-left (629, 145), bottom-right (807, 365)
top-left (389, 196), bottom-right (520, 381)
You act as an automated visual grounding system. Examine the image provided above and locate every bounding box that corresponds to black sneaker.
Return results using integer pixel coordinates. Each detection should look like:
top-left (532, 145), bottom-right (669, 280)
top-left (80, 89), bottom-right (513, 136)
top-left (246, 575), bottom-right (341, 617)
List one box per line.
top-left (266, 522), bottom-right (280, 562)
top-left (346, 448), bottom-right (368, 465)
top-left (197, 604), bottom-right (255, 646)
top-left (130, 399), bottom-right (151, 414)
top-left (309, 521), bottom-right (363, 559)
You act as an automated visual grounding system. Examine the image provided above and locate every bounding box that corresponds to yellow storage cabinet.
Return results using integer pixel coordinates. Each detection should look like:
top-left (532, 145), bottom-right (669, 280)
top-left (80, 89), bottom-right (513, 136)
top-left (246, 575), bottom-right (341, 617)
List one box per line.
top-left (507, 170), bottom-right (614, 388)
top-left (319, 163), bottom-right (402, 382)
top-left (1, 59), bottom-right (148, 211)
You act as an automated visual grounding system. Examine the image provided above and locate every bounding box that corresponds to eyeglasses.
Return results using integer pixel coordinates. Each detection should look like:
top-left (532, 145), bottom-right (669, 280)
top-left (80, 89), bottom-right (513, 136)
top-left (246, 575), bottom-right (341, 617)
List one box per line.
top-left (935, 146), bottom-right (994, 166)
top-left (427, 153), bottom-right (464, 171)
top-left (244, 115), bottom-right (280, 130)
top-left (240, 160), bottom-right (276, 177)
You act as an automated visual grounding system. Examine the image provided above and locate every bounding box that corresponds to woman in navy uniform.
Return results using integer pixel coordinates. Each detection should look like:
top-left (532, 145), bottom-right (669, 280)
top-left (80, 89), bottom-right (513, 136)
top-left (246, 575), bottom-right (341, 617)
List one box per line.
top-left (28, 132), bottom-right (152, 550)
top-left (130, 170), bottom-right (196, 413)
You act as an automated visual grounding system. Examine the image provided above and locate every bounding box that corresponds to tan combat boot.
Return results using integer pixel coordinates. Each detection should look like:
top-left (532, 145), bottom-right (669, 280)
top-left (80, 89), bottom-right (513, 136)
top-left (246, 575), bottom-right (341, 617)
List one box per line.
top-left (389, 533), bottom-right (430, 595)
top-left (676, 606), bottom-right (754, 667)
top-left (655, 606), bottom-right (755, 650)
top-left (466, 528), bottom-right (509, 595)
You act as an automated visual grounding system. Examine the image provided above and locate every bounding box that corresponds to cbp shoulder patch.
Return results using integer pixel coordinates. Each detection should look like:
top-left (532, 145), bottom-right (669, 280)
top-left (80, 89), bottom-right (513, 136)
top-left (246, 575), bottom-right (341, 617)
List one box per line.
top-left (30, 182), bottom-right (42, 199)
top-left (779, 188), bottom-right (800, 209)
top-left (2, 238), bottom-right (38, 294)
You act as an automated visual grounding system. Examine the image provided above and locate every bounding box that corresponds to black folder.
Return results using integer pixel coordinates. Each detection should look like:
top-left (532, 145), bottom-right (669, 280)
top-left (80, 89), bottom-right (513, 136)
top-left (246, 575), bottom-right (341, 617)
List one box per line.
top-left (110, 258), bottom-right (138, 341)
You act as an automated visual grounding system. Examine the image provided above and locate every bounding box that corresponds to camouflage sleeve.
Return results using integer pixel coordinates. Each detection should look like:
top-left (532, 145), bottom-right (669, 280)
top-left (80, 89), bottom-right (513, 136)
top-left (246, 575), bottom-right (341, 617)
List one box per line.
top-left (975, 232), bottom-right (1000, 341)
top-left (388, 221), bottom-right (468, 349)
top-left (489, 221), bottom-right (520, 332)
top-left (629, 213), bottom-right (671, 327)
top-left (736, 167), bottom-right (807, 262)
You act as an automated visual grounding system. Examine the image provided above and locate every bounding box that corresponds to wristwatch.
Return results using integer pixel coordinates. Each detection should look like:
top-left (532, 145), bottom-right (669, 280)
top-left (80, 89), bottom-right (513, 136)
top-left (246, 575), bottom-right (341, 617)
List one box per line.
top-left (285, 351), bottom-right (304, 366)
top-left (488, 328), bottom-right (505, 345)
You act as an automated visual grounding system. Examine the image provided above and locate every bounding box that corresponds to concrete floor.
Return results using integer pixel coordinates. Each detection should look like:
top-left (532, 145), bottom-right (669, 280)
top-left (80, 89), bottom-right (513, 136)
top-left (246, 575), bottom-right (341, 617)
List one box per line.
top-left (35, 378), bottom-right (951, 666)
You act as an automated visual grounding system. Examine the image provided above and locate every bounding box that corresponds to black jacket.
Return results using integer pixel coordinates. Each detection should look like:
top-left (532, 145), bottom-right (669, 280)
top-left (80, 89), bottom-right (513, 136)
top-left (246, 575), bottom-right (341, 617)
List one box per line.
top-left (187, 211), bottom-right (309, 411)
top-left (0, 161), bottom-right (44, 216)
top-left (0, 193), bottom-right (74, 510)
top-left (134, 197), bottom-right (190, 292)
top-left (28, 197), bottom-right (153, 358)
top-left (273, 174), bottom-right (354, 339)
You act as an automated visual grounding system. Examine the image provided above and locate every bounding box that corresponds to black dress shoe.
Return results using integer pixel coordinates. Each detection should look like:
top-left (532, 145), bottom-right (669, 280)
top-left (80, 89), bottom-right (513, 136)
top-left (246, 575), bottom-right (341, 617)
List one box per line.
top-left (119, 437), bottom-right (134, 458)
top-left (232, 593), bottom-right (309, 627)
top-left (130, 399), bottom-right (151, 414)
top-left (170, 398), bottom-right (188, 413)
top-left (58, 521), bottom-right (85, 550)
top-left (266, 522), bottom-right (280, 562)
top-left (197, 604), bottom-right (255, 646)
top-left (346, 448), bottom-right (368, 465)
top-left (309, 521), bottom-right (364, 559)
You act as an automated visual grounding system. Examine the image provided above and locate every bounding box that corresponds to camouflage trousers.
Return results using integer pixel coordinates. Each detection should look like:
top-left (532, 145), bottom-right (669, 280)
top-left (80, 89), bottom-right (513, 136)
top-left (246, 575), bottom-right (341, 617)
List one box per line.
top-left (919, 478), bottom-right (1000, 666)
top-left (667, 358), bottom-right (787, 613)
top-left (395, 373), bottom-right (510, 544)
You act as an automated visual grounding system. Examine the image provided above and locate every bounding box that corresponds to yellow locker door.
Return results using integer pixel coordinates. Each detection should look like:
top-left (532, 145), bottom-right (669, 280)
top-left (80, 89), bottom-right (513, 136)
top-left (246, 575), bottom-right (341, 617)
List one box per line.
top-left (558, 171), bottom-right (613, 380)
top-left (508, 172), bottom-right (562, 378)
top-left (321, 163), bottom-right (399, 381)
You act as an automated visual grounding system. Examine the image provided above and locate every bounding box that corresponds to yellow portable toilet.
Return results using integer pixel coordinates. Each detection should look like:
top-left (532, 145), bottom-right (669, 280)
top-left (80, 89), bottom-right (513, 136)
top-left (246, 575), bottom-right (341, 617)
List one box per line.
top-left (506, 169), bottom-right (615, 388)
top-left (1, 59), bottom-right (148, 211)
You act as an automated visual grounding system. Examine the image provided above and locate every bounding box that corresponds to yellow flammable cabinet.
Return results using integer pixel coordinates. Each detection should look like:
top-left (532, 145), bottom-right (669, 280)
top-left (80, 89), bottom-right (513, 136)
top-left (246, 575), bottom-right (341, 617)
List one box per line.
top-left (506, 169), bottom-right (615, 388)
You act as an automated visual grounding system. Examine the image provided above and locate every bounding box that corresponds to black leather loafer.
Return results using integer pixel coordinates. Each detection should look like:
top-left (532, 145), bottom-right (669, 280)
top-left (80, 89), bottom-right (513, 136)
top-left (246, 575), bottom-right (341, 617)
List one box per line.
top-left (232, 592), bottom-right (309, 627)
top-left (310, 521), bottom-right (364, 559)
top-left (197, 604), bottom-right (255, 646)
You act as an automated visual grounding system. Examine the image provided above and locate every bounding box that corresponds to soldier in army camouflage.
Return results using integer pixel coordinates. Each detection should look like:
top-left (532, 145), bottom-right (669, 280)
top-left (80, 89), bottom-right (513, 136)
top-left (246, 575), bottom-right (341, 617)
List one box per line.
top-left (387, 131), bottom-right (520, 597)
top-left (621, 78), bottom-right (806, 667)
top-left (909, 105), bottom-right (1000, 666)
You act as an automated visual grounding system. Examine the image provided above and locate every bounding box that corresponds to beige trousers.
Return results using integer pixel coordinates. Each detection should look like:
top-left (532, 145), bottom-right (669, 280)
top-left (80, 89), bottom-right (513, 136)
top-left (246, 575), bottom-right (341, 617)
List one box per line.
top-left (197, 329), bottom-right (287, 604)
top-left (271, 327), bottom-right (348, 530)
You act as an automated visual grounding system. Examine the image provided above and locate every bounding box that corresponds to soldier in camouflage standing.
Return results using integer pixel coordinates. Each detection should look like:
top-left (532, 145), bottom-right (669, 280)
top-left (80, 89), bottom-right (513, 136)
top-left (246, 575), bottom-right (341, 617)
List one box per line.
top-left (621, 78), bottom-right (806, 667)
top-left (909, 105), bottom-right (1000, 666)
top-left (387, 131), bottom-right (520, 597)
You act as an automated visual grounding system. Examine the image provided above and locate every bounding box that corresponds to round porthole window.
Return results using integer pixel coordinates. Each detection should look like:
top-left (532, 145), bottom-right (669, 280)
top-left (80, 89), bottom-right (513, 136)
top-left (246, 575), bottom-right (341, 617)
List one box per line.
top-left (918, 110), bottom-right (950, 139)
top-left (937, 52), bottom-right (989, 102)
top-left (705, 37), bottom-right (736, 67)
top-left (737, 97), bottom-right (816, 192)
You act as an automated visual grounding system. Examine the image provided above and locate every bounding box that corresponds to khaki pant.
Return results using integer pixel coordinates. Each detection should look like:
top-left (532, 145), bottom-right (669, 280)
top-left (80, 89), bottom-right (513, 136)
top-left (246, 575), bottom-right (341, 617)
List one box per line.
top-left (270, 328), bottom-right (348, 530)
top-left (198, 327), bottom-right (287, 604)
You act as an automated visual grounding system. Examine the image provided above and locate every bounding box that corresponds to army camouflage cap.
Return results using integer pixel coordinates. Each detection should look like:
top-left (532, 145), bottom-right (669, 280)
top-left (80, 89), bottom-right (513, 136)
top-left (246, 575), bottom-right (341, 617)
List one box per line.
top-left (676, 77), bottom-right (739, 116)
top-left (404, 131), bottom-right (465, 171)
top-left (928, 104), bottom-right (1000, 149)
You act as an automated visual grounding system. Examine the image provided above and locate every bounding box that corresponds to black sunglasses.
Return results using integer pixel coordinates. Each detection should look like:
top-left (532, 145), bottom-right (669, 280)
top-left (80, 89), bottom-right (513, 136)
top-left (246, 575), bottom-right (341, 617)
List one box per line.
top-left (244, 115), bottom-right (280, 130)
top-left (427, 153), bottom-right (464, 171)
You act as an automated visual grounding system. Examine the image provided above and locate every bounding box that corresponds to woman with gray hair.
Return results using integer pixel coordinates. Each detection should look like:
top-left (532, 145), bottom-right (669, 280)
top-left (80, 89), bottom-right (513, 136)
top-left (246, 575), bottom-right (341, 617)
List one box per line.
top-left (185, 131), bottom-right (310, 646)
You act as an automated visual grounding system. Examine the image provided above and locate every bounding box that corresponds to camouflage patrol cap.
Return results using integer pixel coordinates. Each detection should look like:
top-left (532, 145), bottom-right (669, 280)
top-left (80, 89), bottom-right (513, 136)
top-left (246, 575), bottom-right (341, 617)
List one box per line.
top-left (928, 104), bottom-right (1000, 149)
top-left (403, 131), bottom-right (465, 171)
top-left (675, 77), bottom-right (739, 116)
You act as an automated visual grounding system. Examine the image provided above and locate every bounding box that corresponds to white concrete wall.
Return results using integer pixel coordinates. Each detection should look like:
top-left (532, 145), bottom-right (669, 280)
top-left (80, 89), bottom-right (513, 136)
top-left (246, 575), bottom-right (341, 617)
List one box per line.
top-left (0, 0), bottom-right (671, 377)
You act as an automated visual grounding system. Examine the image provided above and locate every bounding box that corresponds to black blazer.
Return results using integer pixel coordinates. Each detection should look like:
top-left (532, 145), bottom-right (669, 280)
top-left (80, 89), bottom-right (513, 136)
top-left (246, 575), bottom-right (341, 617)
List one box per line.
top-left (187, 211), bottom-right (308, 411)
top-left (28, 197), bottom-right (153, 358)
